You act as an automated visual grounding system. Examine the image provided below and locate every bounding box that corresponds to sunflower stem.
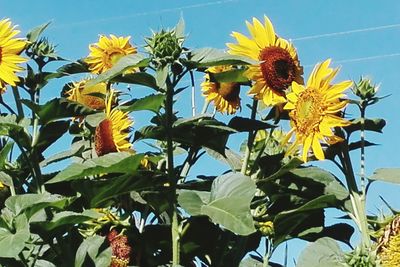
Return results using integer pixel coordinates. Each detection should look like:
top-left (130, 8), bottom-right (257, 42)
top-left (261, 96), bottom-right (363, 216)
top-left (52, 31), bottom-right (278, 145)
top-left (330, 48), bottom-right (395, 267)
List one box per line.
top-left (359, 101), bottom-right (367, 197)
top-left (11, 86), bottom-right (24, 118)
top-left (241, 99), bottom-right (258, 175)
top-left (165, 73), bottom-right (180, 266)
top-left (190, 70), bottom-right (196, 117)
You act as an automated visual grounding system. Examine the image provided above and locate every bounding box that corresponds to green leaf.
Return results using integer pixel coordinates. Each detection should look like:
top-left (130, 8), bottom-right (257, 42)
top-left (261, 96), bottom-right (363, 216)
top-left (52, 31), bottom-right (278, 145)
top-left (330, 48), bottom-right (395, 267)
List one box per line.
top-left (47, 152), bottom-right (144, 184)
top-left (175, 16), bottom-right (185, 39)
top-left (178, 190), bottom-right (209, 216)
top-left (228, 116), bottom-right (276, 132)
top-left (56, 59), bottom-right (90, 77)
top-left (36, 210), bottom-right (99, 232)
top-left (370, 168), bottom-right (400, 184)
top-left (85, 112), bottom-right (105, 127)
top-left (35, 120), bottom-right (69, 153)
top-left (121, 94), bottom-right (165, 113)
top-left (0, 172), bottom-right (13, 187)
top-left (22, 98), bottom-right (96, 124)
top-left (0, 214), bottom-right (30, 258)
top-left (257, 157), bottom-right (303, 185)
top-left (204, 148), bottom-right (242, 171)
top-left (86, 54), bottom-right (149, 86)
top-left (5, 193), bottom-right (71, 219)
top-left (297, 237), bottom-right (346, 267)
top-left (0, 115), bottom-right (31, 149)
top-left (74, 172), bottom-right (164, 207)
top-left (348, 140), bottom-right (377, 151)
top-left (75, 235), bottom-right (110, 267)
top-left (40, 143), bottom-right (86, 168)
top-left (184, 48), bottom-right (256, 68)
top-left (26, 22), bottom-right (51, 43)
top-left (0, 141), bottom-right (13, 169)
top-left (345, 118), bottom-right (386, 135)
top-left (111, 72), bottom-right (158, 90)
top-left (210, 68), bottom-right (249, 83)
top-left (155, 65), bottom-right (168, 90)
top-left (179, 173), bottom-right (257, 236)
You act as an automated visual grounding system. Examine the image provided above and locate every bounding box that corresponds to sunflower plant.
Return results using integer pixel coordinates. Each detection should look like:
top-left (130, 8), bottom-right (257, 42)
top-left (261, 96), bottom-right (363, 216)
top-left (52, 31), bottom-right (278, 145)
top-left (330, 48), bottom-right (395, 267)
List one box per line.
top-left (0, 13), bottom-right (397, 267)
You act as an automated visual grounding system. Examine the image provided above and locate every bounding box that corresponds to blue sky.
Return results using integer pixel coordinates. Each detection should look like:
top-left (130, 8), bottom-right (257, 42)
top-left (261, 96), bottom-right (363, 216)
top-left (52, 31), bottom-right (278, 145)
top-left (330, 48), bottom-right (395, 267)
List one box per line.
top-left (2, 0), bottom-right (400, 265)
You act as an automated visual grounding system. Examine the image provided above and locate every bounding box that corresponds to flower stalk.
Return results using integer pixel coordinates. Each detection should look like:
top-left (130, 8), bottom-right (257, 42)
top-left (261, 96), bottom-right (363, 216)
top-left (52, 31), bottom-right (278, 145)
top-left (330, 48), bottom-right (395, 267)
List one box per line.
top-left (241, 99), bottom-right (258, 174)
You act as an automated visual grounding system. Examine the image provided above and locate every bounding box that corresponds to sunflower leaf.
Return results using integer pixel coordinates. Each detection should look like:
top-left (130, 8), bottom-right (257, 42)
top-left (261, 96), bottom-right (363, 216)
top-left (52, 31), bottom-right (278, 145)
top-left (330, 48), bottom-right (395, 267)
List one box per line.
top-left (56, 59), bottom-right (90, 77)
top-left (345, 118), bottom-right (386, 135)
top-left (26, 22), bottom-right (51, 43)
top-left (0, 115), bottom-right (31, 149)
top-left (370, 168), bottom-right (400, 184)
top-left (297, 237), bottom-right (346, 267)
top-left (209, 68), bottom-right (249, 83)
top-left (228, 116), bottom-right (276, 132)
top-left (111, 72), bottom-right (158, 90)
top-left (121, 94), bottom-right (165, 113)
top-left (86, 54), bottom-right (150, 86)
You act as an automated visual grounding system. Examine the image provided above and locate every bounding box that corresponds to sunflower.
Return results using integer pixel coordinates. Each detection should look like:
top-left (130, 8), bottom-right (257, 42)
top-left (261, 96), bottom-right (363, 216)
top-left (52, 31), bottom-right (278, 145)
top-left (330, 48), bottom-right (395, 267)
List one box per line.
top-left (283, 59), bottom-right (351, 162)
top-left (94, 90), bottom-right (133, 156)
top-left (227, 16), bottom-right (303, 106)
top-left (201, 65), bottom-right (241, 114)
top-left (0, 19), bottom-right (27, 93)
top-left (85, 34), bottom-right (137, 74)
top-left (378, 215), bottom-right (400, 266)
top-left (65, 79), bottom-right (107, 110)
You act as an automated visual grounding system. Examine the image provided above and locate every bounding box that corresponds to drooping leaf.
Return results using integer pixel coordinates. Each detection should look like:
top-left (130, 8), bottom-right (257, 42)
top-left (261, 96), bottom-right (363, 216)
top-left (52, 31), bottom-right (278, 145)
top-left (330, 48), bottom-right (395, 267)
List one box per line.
top-left (47, 152), bottom-right (144, 184)
top-left (75, 235), bottom-right (111, 267)
top-left (0, 115), bottom-right (31, 149)
top-left (210, 68), bottom-right (249, 83)
top-left (86, 54), bottom-right (149, 86)
top-left (297, 237), bottom-right (346, 267)
top-left (35, 120), bottom-right (70, 153)
top-left (345, 118), bottom-right (386, 135)
top-left (121, 94), bottom-right (165, 113)
top-left (111, 72), bottom-right (158, 90)
top-left (183, 48), bottom-right (256, 68)
top-left (22, 98), bottom-right (96, 124)
top-left (370, 168), bottom-right (400, 184)
top-left (228, 116), bottom-right (276, 132)
top-left (56, 59), bottom-right (90, 77)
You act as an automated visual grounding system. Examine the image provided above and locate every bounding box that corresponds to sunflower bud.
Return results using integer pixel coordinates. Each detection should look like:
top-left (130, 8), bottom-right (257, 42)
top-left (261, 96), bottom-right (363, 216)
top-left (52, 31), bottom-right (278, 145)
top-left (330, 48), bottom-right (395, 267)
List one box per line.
top-left (352, 77), bottom-right (379, 100)
top-left (26, 37), bottom-right (58, 60)
top-left (145, 29), bottom-right (183, 67)
top-left (345, 245), bottom-right (379, 267)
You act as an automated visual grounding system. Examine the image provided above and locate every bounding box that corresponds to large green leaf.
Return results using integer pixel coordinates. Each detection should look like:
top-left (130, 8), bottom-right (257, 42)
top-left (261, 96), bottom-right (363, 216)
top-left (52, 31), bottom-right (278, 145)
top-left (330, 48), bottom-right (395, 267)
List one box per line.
top-left (5, 193), bottom-right (72, 219)
top-left (179, 173), bottom-right (256, 236)
top-left (75, 235), bottom-right (111, 267)
top-left (183, 48), bottom-right (256, 68)
top-left (47, 152), bottom-right (144, 184)
top-left (35, 120), bottom-right (70, 153)
top-left (22, 98), bottom-right (96, 124)
top-left (370, 168), bottom-right (400, 184)
top-left (35, 210), bottom-right (99, 232)
top-left (121, 94), bottom-right (165, 113)
top-left (0, 115), bottom-right (31, 149)
top-left (111, 72), bottom-right (158, 90)
top-left (345, 118), bottom-right (386, 135)
top-left (86, 54), bottom-right (149, 86)
top-left (210, 68), bottom-right (249, 83)
top-left (297, 237), bottom-right (346, 267)
top-left (0, 214), bottom-right (30, 258)
top-left (73, 171), bottom-right (163, 207)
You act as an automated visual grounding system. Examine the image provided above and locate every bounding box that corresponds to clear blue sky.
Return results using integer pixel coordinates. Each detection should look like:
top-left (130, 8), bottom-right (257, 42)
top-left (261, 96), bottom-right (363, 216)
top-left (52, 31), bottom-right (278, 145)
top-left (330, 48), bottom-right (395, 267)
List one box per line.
top-left (2, 0), bottom-right (400, 265)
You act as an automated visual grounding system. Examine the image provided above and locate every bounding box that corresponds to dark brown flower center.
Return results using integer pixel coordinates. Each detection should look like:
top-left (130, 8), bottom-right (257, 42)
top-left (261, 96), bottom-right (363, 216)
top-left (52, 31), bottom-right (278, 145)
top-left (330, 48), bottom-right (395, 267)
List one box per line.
top-left (259, 46), bottom-right (296, 93)
top-left (95, 119), bottom-right (117, 156)
top-left (217, 82), bottom-right (240, 102)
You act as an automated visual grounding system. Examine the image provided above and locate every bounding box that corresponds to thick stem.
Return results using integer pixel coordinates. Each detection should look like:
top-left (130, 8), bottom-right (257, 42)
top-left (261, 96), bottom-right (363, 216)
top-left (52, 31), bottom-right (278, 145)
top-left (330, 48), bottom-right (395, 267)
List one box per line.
top-left (12, 86), bottom-right (24, 118)
top-left (241, 99), bottom-right (258, 175)
top-left (165, 75), bottom-right (180, 266)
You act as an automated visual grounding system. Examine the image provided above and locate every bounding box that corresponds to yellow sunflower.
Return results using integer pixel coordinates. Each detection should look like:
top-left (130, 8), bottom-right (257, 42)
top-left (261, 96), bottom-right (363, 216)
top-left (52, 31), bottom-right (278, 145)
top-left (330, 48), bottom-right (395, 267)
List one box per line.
top-left (0, 19), bottom-right (27, 93)
top-left (378, 215), bottom-right (400, 266)
top-left (65, 79), bottom-right (107, 110)
top-left (283, 59), bottom-right (352, 162)
top-left (85, 34), bottom-right (137, 74)
top-left (94, 90), bottom-right (133, 156)
top-left (201, 65), bottom-right (241, 114)
top-left (227, 16), bottom-right (303, 106)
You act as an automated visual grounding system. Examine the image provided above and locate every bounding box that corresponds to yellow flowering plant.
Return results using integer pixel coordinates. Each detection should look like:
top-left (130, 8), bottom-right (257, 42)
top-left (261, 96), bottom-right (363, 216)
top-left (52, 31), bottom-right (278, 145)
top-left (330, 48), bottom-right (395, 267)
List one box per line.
top-left (0, 14), bottom-right (396, 267)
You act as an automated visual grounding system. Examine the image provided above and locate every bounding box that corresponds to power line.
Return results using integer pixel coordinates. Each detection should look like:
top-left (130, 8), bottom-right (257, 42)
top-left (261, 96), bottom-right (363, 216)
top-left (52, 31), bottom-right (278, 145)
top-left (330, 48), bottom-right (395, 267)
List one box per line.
top-left (51, 0), bottom-right (239, 29)
top-left (303, 52), bottom-right (400, 68)
top-left (292, 23), bottom-right (400, 41)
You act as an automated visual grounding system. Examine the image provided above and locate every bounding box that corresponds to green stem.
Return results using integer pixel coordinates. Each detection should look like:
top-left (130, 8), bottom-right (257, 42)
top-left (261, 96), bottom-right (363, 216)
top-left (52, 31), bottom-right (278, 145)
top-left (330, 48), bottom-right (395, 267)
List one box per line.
top-left (340, 142), bottom-right (370, 247)
top-left (189, 70), bottom-right (196, 116)
top-left (241, 99), bottom-right (258, 175)
top-left (12, 86), bottom-right (24, 118)
top-left (165, 74), bottom-right (180, 266)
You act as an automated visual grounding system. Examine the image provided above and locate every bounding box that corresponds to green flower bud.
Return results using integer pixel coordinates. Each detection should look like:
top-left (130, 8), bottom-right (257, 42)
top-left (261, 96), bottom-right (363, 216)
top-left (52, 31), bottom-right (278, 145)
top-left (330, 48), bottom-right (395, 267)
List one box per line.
top-left (352, 77), bottom-right (379, 100)
top-left (145, 29), bottom-right (183, 67)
